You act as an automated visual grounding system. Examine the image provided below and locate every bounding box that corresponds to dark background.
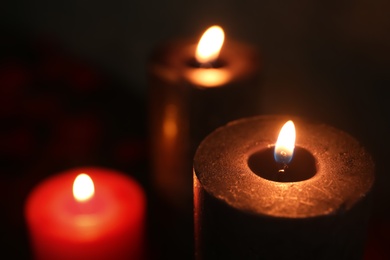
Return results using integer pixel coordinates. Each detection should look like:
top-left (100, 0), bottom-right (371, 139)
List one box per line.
top-left (1, 0), bottom-right (389, 259)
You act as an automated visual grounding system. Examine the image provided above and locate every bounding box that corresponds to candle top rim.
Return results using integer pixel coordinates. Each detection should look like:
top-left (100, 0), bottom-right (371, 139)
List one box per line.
top-left (24, 167), bottom-right (146, 239)
top-left (149, 38), bottom-right (260, 87)
top-left (193, 115), bottom-right (375, 219)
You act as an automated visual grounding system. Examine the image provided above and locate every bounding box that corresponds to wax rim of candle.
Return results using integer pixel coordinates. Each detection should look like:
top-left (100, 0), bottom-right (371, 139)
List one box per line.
top-left (193, 115), bottom-right (375, 219)
top-left (25, 167), bottom-right (146, 240)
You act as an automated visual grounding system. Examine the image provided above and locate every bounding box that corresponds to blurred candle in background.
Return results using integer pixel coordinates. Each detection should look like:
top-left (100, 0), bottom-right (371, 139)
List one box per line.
top-left (147, 25), bottom-right (262, 258)
top-left (24, 167), bottom-right (146, 260)
top-left (148, 24), bottom-right (261, 210)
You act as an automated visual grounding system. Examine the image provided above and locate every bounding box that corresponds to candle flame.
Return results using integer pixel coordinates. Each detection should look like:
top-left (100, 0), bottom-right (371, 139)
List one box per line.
top-left (274, 120), bottom-right (296, 165)
top-left (73, 173), bottom-right (95, 202)
top-left (195, 25), bottom-right (225, 64)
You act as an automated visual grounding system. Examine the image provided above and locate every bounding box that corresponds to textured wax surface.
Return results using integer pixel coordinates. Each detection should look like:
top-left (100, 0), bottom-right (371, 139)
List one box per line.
top-left (194, 115), bottom-right (375, 218)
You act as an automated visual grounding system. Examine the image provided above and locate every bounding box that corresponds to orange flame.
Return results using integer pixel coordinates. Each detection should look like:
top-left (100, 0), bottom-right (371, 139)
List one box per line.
top-left (274, 120), bottom-right (296, 164)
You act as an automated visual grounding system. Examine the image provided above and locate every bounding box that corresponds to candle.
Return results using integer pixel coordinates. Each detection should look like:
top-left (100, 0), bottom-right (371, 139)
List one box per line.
top-left (148, 25), bottom-right (261, 259)
top-left (194, 115), bottom-right (375, 259)
top-left (24, 167), bottom-right (146, 260)
top-left (148, 25), bottom-right (261, 209)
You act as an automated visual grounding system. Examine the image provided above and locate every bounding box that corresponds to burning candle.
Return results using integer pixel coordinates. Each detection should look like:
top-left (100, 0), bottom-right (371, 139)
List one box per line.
top-left (148, 25), bottom-right (261, 209)
top-left (194, 115), bottom-right (375, 259)
top-left (25, 167), bottom-right (146, 260)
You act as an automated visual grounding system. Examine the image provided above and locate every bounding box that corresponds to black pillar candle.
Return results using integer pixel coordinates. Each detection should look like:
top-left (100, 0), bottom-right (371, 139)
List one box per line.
top-left (194, 115), bottom-right (375, 260)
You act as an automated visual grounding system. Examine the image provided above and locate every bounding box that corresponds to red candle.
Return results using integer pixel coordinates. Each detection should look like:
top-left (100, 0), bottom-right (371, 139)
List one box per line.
top-left (24, 167), bottom-right (146, 260)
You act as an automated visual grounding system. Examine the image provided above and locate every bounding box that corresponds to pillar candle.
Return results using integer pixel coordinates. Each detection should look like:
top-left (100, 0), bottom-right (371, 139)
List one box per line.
top-left (194, 115), bottom-right (375, 259)
top-left (148, 25), bottom-right (261, 209)
top-left (25, 167), bottom-right (146, 260)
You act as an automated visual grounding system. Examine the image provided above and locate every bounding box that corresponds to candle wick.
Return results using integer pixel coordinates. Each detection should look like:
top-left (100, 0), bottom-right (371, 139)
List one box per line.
top-left (278, 164), bottom-right (288, 173)
top-left (200, 62), bottom-right (213, 69)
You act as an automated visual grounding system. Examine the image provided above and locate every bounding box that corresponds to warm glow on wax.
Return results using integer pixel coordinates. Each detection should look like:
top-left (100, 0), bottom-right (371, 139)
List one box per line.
top-left (163, 104), bottom-right (178, 139)
top-left (274, 120), bottom-right (296, 165)
top-left (187, 68), bottom-right (231, 87)
top-left (195, 25), bottom-right (225, 64)
top-left (73, 173), bottom-right (95, 202)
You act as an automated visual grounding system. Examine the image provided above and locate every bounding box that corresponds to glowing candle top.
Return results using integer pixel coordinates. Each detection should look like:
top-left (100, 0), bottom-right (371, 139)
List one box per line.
top-left (25, 167), bottom-right (146, 260)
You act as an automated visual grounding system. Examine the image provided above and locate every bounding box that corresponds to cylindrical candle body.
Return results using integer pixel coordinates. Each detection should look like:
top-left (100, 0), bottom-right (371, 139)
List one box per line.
top-left (148, 38), bottom-right (261, 209)
top-left (148, 38), bottom-right (261, 258)
top-left (25, 167), bottom-right (146, 260)
top-left (194, 115), bottom-right (375, 260)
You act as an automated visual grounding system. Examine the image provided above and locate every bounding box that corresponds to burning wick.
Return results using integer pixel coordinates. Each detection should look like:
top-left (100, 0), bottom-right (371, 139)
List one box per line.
top-left (278, 163), bottom-right (288, 173)
top-left (274, 120), bottom-right (296, 173)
